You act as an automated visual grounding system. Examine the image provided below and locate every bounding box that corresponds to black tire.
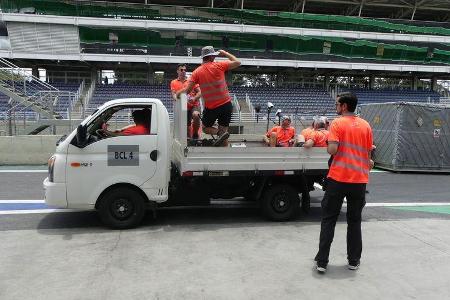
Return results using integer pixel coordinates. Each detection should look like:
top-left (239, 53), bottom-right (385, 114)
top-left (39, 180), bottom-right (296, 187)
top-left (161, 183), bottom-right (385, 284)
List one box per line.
top-left (98, 187), bottom-right (146, 229)
top-left (261, 184), bottom-right (300, 221)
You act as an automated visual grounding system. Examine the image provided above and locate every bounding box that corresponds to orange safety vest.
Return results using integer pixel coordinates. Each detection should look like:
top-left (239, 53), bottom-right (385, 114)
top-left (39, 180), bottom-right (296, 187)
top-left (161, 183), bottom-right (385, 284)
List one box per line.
top-left (190, 61), bottom-right (231, 109)
top-left (327, 115), bottom-right (373, 184)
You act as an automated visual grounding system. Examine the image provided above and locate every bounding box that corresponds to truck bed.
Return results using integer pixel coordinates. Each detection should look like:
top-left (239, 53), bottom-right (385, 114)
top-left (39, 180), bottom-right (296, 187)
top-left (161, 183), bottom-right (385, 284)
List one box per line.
top-left (172, 95), bottom-right (329, 176)
top-left (172, 135), bottom-right (329, 175)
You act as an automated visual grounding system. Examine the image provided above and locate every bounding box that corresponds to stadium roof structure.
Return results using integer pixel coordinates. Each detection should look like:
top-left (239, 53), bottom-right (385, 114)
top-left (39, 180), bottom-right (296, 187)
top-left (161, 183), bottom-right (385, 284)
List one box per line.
top-left (81, 0), bottom-right (450, 22)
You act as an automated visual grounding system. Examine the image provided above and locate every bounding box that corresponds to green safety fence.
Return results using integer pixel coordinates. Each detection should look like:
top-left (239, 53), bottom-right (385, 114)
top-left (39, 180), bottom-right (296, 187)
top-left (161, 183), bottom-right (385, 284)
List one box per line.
top-left (2, 0), bottom-right (450, 37)
top-left (78, 27), bottom-right (450, 65)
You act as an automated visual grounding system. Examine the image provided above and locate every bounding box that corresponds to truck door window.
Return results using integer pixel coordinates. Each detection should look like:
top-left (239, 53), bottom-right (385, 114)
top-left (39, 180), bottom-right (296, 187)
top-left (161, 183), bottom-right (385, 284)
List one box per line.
top-left (86, 105), bottom-right (152, 143)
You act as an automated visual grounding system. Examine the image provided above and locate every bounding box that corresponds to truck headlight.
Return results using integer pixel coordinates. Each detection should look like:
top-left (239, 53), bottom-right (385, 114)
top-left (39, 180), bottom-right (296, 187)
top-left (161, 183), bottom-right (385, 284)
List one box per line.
top-left (48, 156), bottom-right (56, 182)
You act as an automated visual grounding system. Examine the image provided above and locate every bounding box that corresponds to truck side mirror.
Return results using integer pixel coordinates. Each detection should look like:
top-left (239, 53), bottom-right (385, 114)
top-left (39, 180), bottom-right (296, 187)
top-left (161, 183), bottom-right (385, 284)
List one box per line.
top-left (76, 124), bottom-right (87, 148)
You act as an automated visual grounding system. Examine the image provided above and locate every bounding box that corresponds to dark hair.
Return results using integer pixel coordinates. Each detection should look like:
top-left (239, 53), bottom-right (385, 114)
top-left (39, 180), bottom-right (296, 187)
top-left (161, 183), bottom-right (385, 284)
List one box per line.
top-left (336, 92), bottom-right (358, 112)
top-left (177, 63), bottom-right (186, 69)
top-left (132, 110), bottom-right (146, 125)
top-left (141, 108), bottom-right (151, 128)
top-left (203, 56), bottom-right (215, 63)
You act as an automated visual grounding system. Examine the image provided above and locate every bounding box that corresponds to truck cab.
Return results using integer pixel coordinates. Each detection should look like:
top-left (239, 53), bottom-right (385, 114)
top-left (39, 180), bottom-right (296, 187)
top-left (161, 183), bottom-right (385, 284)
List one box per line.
top-left (44, 98), bottom-right (171, 228)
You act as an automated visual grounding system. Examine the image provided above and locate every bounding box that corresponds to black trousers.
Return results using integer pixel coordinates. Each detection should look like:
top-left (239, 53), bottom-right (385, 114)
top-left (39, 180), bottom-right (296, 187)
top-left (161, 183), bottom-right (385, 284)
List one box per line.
top-left (315, 178), bottom-right (366, 264)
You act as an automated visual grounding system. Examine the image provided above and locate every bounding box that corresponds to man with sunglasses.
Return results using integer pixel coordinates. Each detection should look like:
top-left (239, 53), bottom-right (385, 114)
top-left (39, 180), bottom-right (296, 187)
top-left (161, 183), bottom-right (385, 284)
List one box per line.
top-left (315, 92), bottom-right (374, 274)
top-left (171, 63), bottom-right (202, 139)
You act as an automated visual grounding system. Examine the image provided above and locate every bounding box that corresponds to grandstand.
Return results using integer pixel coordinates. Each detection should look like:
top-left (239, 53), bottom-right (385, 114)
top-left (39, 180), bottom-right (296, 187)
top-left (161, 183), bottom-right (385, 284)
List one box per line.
top-left (1, 0), bottom-right (450, 135)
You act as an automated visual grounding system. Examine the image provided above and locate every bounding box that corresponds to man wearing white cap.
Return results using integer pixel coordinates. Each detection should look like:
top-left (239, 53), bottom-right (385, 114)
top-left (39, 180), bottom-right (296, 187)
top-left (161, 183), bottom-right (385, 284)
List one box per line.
top-left (304, 116), bottom-right (329, 148)
top-left (264, 115), bottom-right (296, 147)
top-left (177, 46), bottom-right (241, 146)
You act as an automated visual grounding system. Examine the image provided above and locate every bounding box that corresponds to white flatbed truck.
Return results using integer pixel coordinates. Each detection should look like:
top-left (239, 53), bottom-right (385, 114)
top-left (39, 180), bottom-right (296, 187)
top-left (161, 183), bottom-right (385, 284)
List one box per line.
top-left (44, 95), bottom-right (329, 228)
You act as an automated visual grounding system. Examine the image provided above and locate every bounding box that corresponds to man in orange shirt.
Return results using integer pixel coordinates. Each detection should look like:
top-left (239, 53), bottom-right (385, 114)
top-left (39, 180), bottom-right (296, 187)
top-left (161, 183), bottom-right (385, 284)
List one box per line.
top-left (300, 120), bottom-right (315, 141)
top-left (100, 109), bottom-right (150, 136)
top-left (303, 117), bottom-right (329, 148)
top-left (315, 92), bottom-right (373, 274)
top-left (176, 46), bottom-right (241, 146)
top-left (264, 115), bottom-right (296, 147)
top-left (170, 64), bottom-right (202, 139)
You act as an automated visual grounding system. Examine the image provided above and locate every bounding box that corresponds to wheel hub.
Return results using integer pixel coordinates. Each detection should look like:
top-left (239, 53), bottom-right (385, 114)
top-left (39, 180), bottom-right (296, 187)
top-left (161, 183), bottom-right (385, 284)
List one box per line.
top-left (271, 192), bottom-right (290, 213)
top-left (111, 198), bottom-right (133, 220)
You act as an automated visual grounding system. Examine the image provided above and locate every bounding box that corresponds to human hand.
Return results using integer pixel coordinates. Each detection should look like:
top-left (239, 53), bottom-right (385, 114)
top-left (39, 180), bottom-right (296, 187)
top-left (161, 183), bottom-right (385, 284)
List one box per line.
top-left (369, 159), bottom-right (374, 169)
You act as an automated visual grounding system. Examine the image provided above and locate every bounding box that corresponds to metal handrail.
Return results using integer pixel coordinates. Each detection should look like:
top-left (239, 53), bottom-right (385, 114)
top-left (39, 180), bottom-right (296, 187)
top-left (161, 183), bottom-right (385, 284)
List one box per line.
top-left (0, 58), bottom-right (59, 92)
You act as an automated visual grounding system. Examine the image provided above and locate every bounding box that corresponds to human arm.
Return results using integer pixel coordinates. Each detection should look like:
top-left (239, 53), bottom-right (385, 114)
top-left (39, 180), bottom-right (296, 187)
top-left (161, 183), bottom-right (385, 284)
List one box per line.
top-left (304, 139), bottom-right (314, 149)
top-left (175, 81), bottom-right (196, 99)
top-left (369, 151), bottom-right (374, 169)
top-left (218, 50), bottom-right (241, 70)
top-left (191, 84), bottom-right (202, 102)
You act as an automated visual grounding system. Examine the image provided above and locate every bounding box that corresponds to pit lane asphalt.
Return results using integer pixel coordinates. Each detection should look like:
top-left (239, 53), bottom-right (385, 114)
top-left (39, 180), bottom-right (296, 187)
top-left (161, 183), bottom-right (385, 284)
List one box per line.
top-left (0, 169), bottom-right (449, 300)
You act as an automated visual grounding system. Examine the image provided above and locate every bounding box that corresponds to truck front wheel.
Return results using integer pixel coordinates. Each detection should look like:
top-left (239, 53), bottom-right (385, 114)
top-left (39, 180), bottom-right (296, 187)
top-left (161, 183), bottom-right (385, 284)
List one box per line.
top-left (98, 187), bottom-right (146, 229)
top-left (261, 184), bottom-right (300, 221)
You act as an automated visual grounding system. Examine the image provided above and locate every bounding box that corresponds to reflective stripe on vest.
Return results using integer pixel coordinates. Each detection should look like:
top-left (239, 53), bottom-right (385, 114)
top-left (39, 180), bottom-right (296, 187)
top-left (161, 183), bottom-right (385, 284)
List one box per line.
top-left (199, 79), bottom-right (230, 106)
top-left (331, 160), bottom-right (369, 176)
top-left (331, 141), bottom-right (370, 177)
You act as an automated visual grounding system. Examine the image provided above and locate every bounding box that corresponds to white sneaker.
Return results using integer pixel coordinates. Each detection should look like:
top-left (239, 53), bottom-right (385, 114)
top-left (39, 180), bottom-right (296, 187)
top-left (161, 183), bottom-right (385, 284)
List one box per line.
top-left (348, 261), bottom-right (360, 270)
top-left (316, 263), bottom-right (327, 273)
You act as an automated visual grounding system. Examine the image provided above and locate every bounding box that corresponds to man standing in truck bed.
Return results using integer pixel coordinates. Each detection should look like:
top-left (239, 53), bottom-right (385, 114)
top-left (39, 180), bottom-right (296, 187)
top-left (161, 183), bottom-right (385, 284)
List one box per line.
top-left (170, 63), bottom-right (202, 139)
top-left (177, 46), bottom-right (241, 146)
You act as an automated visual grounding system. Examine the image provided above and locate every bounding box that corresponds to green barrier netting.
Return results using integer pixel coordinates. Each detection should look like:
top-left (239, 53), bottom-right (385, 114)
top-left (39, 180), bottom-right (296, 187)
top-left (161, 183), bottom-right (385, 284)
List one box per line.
top-left (78, 27), bottom-right (450, 65)
top-left (2, 0), bottom-right (450, 37)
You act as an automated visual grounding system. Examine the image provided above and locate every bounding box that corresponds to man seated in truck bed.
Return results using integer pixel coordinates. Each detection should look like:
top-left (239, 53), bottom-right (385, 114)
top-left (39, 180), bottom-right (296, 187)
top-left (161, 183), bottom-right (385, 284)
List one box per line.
top-left (264, 115), bottom-right (296, 147)
top-left (303, 116), bottom-right (329, 148)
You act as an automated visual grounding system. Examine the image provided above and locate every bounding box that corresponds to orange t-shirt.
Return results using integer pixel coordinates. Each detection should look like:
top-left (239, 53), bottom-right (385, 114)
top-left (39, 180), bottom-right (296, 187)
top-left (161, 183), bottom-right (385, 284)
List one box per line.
top-left (308, 129), bottom-right (329, 147)
top-left (121, 125), bottom-right (150, 135)
top-left (170, 78), bottom-right (200, 110)
top-left (327, 115), bottom-right (373, 183)
top-left (301, 127), bottom-right (314, 140)
top-left (189, 61), bottom-right (231, 109)
top-left (267, 126), bottom-right (296, 147)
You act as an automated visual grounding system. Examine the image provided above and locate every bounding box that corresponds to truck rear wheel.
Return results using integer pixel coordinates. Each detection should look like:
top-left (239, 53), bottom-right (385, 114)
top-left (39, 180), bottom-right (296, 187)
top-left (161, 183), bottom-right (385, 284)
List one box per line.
top-left (261, 184), bottom-right (300, 221)
top-left (98, 187), bottom-right (146, 229)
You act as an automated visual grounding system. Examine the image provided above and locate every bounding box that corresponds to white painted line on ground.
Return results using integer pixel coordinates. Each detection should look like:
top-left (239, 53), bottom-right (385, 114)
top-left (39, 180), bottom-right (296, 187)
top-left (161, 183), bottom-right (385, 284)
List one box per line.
top-left (313, 183), bottom-right (323, 190)
top-left (0, 170), bottom-right (47, 173)
top-left (0, 201), bottom-right (449, 215)
top-left (370, 169), bottom-right (388, 173)
top-left (309, 202), bottom-right (450, 208)
top-left (0, 200), bottom-right (45, 203)
top-left (0, 209), bottom-right (82, 215)
top-left (365, 202), bottom-right (450, 207)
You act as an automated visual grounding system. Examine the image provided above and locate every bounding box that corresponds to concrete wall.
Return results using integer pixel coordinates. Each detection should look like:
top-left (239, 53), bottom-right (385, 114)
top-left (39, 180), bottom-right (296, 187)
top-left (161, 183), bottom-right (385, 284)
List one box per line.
top-left (0, 135), bottom-right (60, 165)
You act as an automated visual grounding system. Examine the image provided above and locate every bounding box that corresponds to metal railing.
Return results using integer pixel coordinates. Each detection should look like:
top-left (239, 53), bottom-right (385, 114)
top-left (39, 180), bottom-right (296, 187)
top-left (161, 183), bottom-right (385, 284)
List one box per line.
top-left (439, 97), bottom-right (450, 105)
top-left (0, 58), bottom-right (63, 120)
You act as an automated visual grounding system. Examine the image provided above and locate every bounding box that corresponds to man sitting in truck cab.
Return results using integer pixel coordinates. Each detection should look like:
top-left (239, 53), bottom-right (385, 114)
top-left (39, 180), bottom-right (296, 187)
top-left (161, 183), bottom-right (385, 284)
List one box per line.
top-left (100, 109), bottom-right (150, 137)
top-left (264, 115), bottom-right (296, 147)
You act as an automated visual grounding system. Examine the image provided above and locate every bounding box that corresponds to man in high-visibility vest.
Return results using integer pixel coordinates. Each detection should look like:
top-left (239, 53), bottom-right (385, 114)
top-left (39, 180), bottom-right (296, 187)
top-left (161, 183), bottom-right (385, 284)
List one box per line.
top-left (177, 46), bottom-right (241, 146)
top-left (315, 92), bottom-right (374, 274)
top-left (303, 116), bottom-right (329, 148)
top-left (170, 63), bottom-right (202, 139)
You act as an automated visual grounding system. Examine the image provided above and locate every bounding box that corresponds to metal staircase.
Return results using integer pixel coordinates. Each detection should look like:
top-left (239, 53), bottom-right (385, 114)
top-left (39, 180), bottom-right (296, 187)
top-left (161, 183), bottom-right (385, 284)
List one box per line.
top-left (0, 58), bottom-right (63, 120)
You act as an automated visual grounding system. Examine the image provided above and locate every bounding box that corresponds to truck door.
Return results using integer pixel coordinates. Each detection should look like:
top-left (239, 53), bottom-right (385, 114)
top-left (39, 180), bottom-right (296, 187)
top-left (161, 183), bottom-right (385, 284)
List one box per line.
top-left (66, 104), bottom-right (158, 207)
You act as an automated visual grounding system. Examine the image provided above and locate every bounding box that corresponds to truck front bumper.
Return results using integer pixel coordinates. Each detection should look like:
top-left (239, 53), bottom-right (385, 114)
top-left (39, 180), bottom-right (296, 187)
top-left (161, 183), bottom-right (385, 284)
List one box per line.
top-left (43, 177), bottom-right (67, 208)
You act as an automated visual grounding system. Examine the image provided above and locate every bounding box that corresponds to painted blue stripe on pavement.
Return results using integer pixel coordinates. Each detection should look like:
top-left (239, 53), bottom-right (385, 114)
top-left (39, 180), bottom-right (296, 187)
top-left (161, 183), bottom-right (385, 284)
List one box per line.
top-left (0, 203), bottom-right (49, 210)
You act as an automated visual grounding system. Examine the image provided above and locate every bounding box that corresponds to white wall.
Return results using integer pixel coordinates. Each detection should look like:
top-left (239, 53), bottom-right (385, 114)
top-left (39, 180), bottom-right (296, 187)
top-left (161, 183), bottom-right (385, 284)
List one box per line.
top-left (0, 135), bottom-right (60, 165)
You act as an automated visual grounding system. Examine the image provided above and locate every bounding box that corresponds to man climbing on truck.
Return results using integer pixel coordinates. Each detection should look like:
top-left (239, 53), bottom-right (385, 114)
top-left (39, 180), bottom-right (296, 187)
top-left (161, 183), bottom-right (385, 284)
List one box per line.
top-left (176, 46), bottom-right (241, 147)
